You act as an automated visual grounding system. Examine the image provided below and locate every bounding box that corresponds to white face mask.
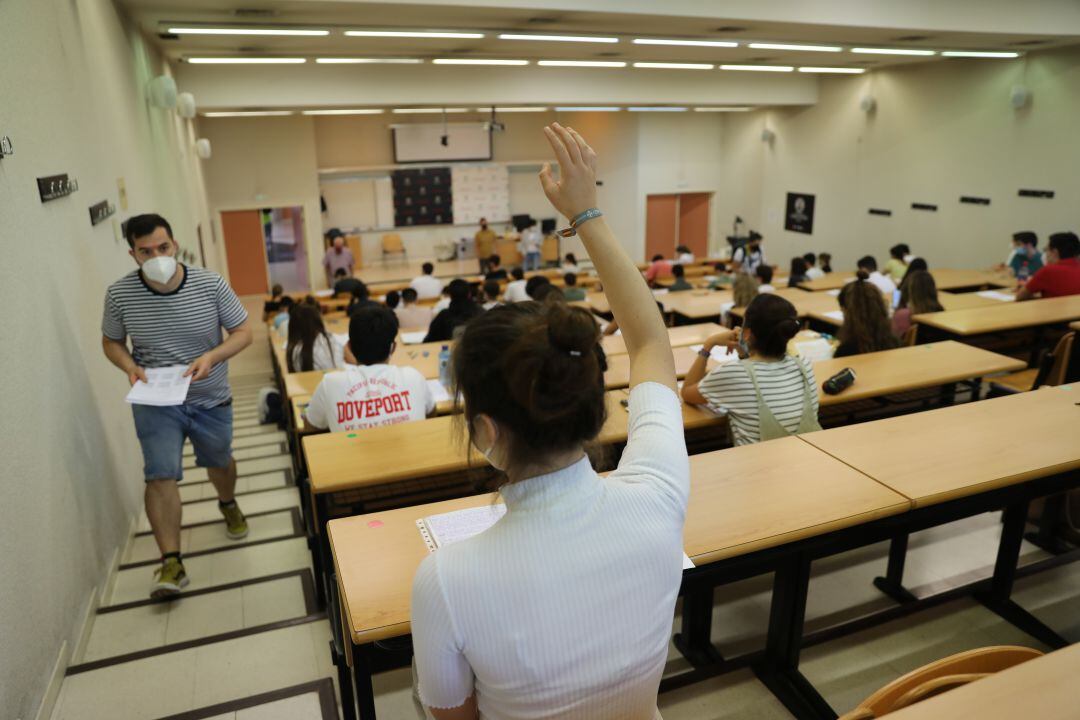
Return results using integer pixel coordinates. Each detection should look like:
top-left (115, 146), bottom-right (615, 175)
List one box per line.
top-left (142, 255), bottom-right (177, 285)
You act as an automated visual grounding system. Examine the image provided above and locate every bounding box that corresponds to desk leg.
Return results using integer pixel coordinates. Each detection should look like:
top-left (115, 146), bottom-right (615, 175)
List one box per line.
top-left (352, 643), bottom-right (379, 720)
top-left (315, 493), bottom-right (334, 609)
top-left (672, 585), bottom-right (723, 667)
top-left (754, 556), bottom-right (836, 720)
top-left (976, 501), bottom-right (1068, 650)
top-left (872, 534), bottom-right (918, 604)
top-left (1024, 493), bottom-right (1070, 555)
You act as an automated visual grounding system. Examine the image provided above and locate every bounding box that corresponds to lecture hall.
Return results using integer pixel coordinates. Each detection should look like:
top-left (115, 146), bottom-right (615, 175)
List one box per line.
top-left (6, 1), bottom-right (1080, 719)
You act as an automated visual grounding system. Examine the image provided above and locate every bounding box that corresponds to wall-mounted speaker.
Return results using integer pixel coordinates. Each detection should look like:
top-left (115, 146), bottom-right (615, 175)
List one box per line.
top-left (195, 138), bottom-right (212, 159)
top-left (860, 95), bottom-right (877, 113)
top-left (1010, 85), bottom-right (1030, 109)
top-left (177, 92), bottom-right (196, 118)
top-left (149, 75), bottom-right (178, 109)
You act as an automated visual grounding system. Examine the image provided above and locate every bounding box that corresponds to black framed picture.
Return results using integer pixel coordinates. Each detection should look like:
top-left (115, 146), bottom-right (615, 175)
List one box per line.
top-left (785, 192), bottom-right (815, 234)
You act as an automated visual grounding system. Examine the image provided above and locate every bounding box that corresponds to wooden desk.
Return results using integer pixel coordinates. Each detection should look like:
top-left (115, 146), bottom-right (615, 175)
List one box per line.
top-left (661, 291), bottom-right (733, 320)
top-left (938, 290), bottom-right (1016, 310)
top-left (729, 287), bottom-right (840, 321)
top-left (799, 269), bottom-right (1010, 293)
top-left (885, 644), bottom-right (1080, 720)
top-left (913, 295), bottom-right (1080, 336)
top-left (799, 272), bottom-right (856, 291)
top-left (328, 436), bottom-right (908, 644)
top-left (603, 345), bottom-right (704, 389)
top-left (800, 384), bottom-right (1080, 507)
top-left (585, 292), bottom-right (611, 315)
top-left (1070, 320), bottom-right (1080, 331)
top-left (601, 323), bottom-right (723, 356)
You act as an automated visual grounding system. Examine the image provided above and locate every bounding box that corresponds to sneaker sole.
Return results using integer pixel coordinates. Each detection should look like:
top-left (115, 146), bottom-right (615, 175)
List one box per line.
top-left (151, 575), bottom-right (190, 599)
top-left (226, 526), bottom-right (249, 540)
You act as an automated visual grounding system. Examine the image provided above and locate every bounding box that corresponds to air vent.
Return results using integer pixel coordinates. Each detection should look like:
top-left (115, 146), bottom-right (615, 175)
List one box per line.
top-left (853, 60), bottom-right (877, 65)
top-left (1011, 39), bottom-right (1049, 46)
top-left (595, 51), bottom-right (622, 57)
top-left (234, 8), bottom-right (277, 17)
top-left (158, 32), bottom-right (179, 40)
top-left (715, 26), bottom-right (747, 32)
top-left (892, 35), bottom-right (932, 42)
top-left (237, 46), bottom-right (267, 52)
top-left (526, 16), bottom-right (560, 24)
top-left (746, 57), bottom-right (775, 62)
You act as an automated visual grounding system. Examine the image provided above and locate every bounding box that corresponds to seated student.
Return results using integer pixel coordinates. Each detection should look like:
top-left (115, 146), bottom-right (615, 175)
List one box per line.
top-left (562, 272), bottom-right (588, 300)
top-left (682, 293), bottom-right (821, 446)
top-left (755, 264), bottom-right (776, 293)
top-left (818, 252), bottom-right (833, 274)
top-left (272, 295), bottom-right (294, 331)
top-left (304, 306), bottom-right (434, 432)
top-left (1008, 231), bottom-right (1044, 281)
top-left (533, 282), bottom-right (566, 303)
top-left (674, 244), bottom-right (695, 264)
top-left (424, 278), bottom-right (482, 342)
top-left (481, 280), bottom-right (502, 310)
top-left (788, 257), bottom-right (809, 287)
top-left (644, 254), bottom-right (673, 285)
top-left (835, 273), bottom-right (901, 357)
top-left (561, 252), bottom-right (580, 273)
top-left (503, 266), bottom-right (530, 303)
top-left (385, 290), bottom-right (401, 310)
top-left (720, 272), bottom-right (759, 327)
top-left (346, 281), bottom-right (379, 316)
top-left (856, 255), bottom-right (898, 296)
top-left (1017, 231), bottom-right (1080, 299)
top-left (333, 267), bottom-right (364, 297)
top-left (412, 124), bottom-right (687, 720)
top-left (395, 287), bottom-right (434, 330)
top-left (898, 256), bottom-right (928, 290)
top-left (410, 262), bottom-right (444, 300)
top-left (286, 303), bottom-right (343, 372)
top-left (883, 244), bottom-right (910, 284)
top-left (892, 269), bottom-right (943, 336)
top-left (803, 253), bottom-right (825, 280)
top-left (525, 274), bottom-right (553, 300)
top-left (432, 285), bottom-right (452, 314)
top-left (263, 284), bottom-right (285, 321)
top-left (667, 264), bottom-right (694, 292)
top-left (485, 254), bottom-right (509, 281)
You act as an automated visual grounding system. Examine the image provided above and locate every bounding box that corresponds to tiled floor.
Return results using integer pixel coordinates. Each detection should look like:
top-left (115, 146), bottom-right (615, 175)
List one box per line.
top-left (51, 296), bottom-right (1080, 720)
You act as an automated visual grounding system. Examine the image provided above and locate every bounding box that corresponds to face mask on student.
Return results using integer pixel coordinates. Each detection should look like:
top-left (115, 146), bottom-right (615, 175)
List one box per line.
top-left (141, 255), bottom-right (177, 284)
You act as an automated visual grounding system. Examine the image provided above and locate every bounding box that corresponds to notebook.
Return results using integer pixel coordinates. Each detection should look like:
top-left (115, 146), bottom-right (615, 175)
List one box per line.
top-left (417, 505), bottom-right (696, 569)
top-left (401, 331), bottom-right (428, 345)
top-left (976, 290), bottom-right (1016, 302)
top-left (689, 344), bottom-right (740, 365)
top-left (426, 379), bottom-right (451, 403)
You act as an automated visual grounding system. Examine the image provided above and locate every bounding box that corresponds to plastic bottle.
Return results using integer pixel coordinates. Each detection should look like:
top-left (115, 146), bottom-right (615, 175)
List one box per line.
top-left (438, 345), bottom-right (452, 388)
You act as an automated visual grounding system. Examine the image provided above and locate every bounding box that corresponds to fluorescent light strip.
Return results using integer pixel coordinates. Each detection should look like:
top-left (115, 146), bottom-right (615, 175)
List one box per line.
top-left (554, 106), bottom-right (621, 112)
top-left (168, 27), bottom-right (328, 36)
top-left (748, 42), bottom-right (841, 52)
top-left (633, 38), bottom-right (738, 48)
top-left (476, 107), bottom-right (550, 112)
top-left (693, 107), bottom-right (751, 112)
top-left (851, 47), bottom-right (936, 56)
top-left (315, 58), bottom-right (422, 64)
top-left (202, 111), bottom-right (295, 117)
top-left (391, 108), bottom-right (470, 114)
top-left (633, 62), bottom-right (714, 70)
top-left (301, 109), bottom-right (385, 115)
top-left (187, 57), bottom-right (306, 64)
top-left (719, 64), bottom-right (794, 72)
top-left (798, 66), bottom-right (866, 74)
top-left (628, 107), bottom-right (688, 112)
top-left (941, 51), bottom-right (1020, 58)
top-left (498, 33), bottom-right (618, 44)
top-left (345, 30), bottom-right (484, 39)
top-left (537, 60), bottom-right (626, 67)
top-left (432, 58), bottom-right (529, 65)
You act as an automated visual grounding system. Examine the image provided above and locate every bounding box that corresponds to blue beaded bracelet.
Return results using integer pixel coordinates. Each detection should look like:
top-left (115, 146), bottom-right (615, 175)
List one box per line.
top-left (556, 208), bottom-right (603, 237)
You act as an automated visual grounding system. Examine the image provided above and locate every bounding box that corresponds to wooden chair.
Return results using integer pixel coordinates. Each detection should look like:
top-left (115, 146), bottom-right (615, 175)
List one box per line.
top-left (900, 324), bottom-right (919, 347)
top-left (990, 331), bottom-right (1075, 394)
top-left (381, 233), bottom-right (406, 264)
top-left (837, 645), bottom-right (1043, 719)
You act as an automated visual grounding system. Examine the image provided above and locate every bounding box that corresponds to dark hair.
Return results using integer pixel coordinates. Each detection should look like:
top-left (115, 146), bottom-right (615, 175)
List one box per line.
top-left (452, 302), bottom-right (608, 479)
top-left (748, 231), bottom-right (763, 243)
top-left (755, 264), bottom-right (774, 284)
top-left (898, 257), bottom-right (929, 288)
top-left (483, 280), bottom-right (501, 301)
top-left (532, 283), bottom-right (565, 303)
top-left (857, 255), bottom-right (878, 272)
top-left (743, 294), bottom-right (800, 358)
top-left (447, 278), bottom-right (472, 304)
top-left (819, 253), bottom-right (833, 273)
top-left (303, 294), bottom-right (318, 306)
top-left (385, 290), bottom-right (400, 309)
top-left (402, 287), bottom-right (418, 303)
top-left (898, 270), bottom-right (944, 315)
top-left (334, 268), bottom-right (347, 278)
top-left (286, 304), bottom-right (330, 373)
top-left (565, 253), bottom-right (577, 264)
top-left (676, 245), bottom-right (691, 254)
top-left (349, 305), bottom-right (398, 365)
top-left (790, 256), bottom-right (808, 278)
top-left (1013, 231), bottom-right (1038, 247)
top-left (422, 262), bottom-right (435, 274)
top-left (279, 295), bottom-right (295, 309)
top-left (1049, 231), bottom-right (1080, 259)
top-left (271, 283), bottom-right (284, 297)
top-left (889, 244), bottom-right (908, 260)
top-left (651, 254), bottom-right (664, 262)
top-left (671, 264), bottom-right (685, 278)
top-left (803, 252), bottom-right (817, 266)
top-left (525, 275), bottom-right (552, 299)
top-left (125, 213), bottom-right (173, 247)
top-left (489, 254), bottom-right (501, 266)
top-left (564, 272), bottom-right (578, 286)
top-left (511, 266), bottom-right (525, 280)
top-left (838, 276), bottom-right (900, 354)
top-left (350, 281), bottom-right (369, 301)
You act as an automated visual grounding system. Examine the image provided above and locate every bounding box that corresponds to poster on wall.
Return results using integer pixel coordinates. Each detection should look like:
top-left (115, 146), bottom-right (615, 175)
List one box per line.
top-left (391, 167), bottom-right (453, 227)
top-left (784, 192), bottom-right (815, 234)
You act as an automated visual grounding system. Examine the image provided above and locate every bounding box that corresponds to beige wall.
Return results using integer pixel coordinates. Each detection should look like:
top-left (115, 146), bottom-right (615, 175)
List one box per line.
top-left (0, 0), bottom-right (212, 716)
top-left (720, 46), bottom-right (1080, 272)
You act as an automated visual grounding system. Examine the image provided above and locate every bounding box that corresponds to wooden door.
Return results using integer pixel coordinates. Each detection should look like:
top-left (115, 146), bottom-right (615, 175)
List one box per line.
top-left (678, 193), bottom-right (710, 258)
top-left (220, 210), bottom-right (269, 296)
top-left (645, 194), bottom-right (678, 261)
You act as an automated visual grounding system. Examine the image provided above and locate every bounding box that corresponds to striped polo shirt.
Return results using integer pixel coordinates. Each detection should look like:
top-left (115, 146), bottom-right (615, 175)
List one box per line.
top-left (102, 266), bottom-right (248, 408)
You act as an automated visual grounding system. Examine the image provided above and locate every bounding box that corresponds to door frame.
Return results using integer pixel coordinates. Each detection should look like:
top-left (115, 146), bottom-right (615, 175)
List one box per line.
top-left (641, 190), bottom-right (716, 262)
top-left (213, 199), bottom-right (315, 291)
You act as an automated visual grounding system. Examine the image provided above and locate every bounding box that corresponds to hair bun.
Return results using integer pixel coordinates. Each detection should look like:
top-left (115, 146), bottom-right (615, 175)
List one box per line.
top-left (777, 317), bottom-right (801, 342)
top-left (545, 303), bottom-right (598, 357)
top-left (855, 270), bottom-right (870, 281)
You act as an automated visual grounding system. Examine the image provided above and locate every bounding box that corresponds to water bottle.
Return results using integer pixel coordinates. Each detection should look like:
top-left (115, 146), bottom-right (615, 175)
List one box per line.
top-left (438, 345), bottom-right (452, 388)
top-left (1017, 261), bottom-right (1030, 283)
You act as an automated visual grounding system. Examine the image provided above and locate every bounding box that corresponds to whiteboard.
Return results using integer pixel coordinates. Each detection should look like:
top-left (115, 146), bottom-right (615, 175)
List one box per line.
top-left (452, 165), bottom-right (510, 224)
top-left (393, 123), bottom-right (492, 163)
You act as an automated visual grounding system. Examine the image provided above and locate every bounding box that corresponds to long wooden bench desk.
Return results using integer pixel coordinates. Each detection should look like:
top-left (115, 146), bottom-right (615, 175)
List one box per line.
top-left (661, 291), bottom-right (734, 323)
top-left (913, 295), bottom-right (1080, 336)
top-left (601, 323), bottom-right (723, 356)
top-left (799, 269), bottom-right (1010, 293)
top-left (801, 289), bottom-right (1018, 330)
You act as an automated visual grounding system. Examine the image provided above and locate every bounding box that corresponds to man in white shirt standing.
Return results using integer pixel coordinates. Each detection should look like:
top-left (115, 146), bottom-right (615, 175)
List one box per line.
top-left (304, 306), bottom-right (434, 432)
top-left (520, 220), bottom-right (543, 271)
top-left (857, 255), bottom-right (898, 296)
top-left (503, 266), bottom-right (529, 303)
top-left (410, 262), bottom-right (444, 300)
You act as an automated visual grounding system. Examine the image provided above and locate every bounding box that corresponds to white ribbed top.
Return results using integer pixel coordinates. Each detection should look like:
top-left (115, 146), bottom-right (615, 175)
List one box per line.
top-left (411, 382), bottom-right (689, 718)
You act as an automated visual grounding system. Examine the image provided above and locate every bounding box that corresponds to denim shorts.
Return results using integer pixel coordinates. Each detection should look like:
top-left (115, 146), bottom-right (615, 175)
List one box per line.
top-left (131, 402), bottom-right (233, 481)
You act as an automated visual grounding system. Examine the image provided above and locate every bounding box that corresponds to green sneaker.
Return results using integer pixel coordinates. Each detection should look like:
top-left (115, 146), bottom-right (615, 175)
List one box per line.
top-left (151, 558), bottom-right (189, 598)
top-left (220, 501), bottom-right (249, 540)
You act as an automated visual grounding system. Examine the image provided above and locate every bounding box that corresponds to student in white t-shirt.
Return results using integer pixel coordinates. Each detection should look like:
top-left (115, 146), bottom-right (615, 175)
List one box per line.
top-left (395, 288), bottom-right (434, 331)
top-left (803, 252), bottom-right (825, 280)
top-left (503, 266), bottom-right (529, 303)
top-left (286, 304), bottom-right (344, 372)
top-left (856, 255), bottom-right (897, 296)
top-left (674, 244), bottom-right (695, 264)
top-left (481, 280), bottom-right (502, 310)
top-left (304, 305), bottom-right (434, 432)
top-left (410, 262), bottom-right (444, 300)
top-left (755, 265), bottom-right (777, 294)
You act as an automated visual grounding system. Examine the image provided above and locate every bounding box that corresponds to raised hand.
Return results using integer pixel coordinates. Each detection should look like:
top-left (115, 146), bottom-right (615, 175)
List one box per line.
top-left (538, 123), bottom-right (598, 219)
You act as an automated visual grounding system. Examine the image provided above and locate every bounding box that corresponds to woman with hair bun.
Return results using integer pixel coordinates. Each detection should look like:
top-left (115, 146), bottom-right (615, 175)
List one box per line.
top-left (682, 293), bottom-right (821, 445)
top-left (411, 124), bottom-right (688, 719)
